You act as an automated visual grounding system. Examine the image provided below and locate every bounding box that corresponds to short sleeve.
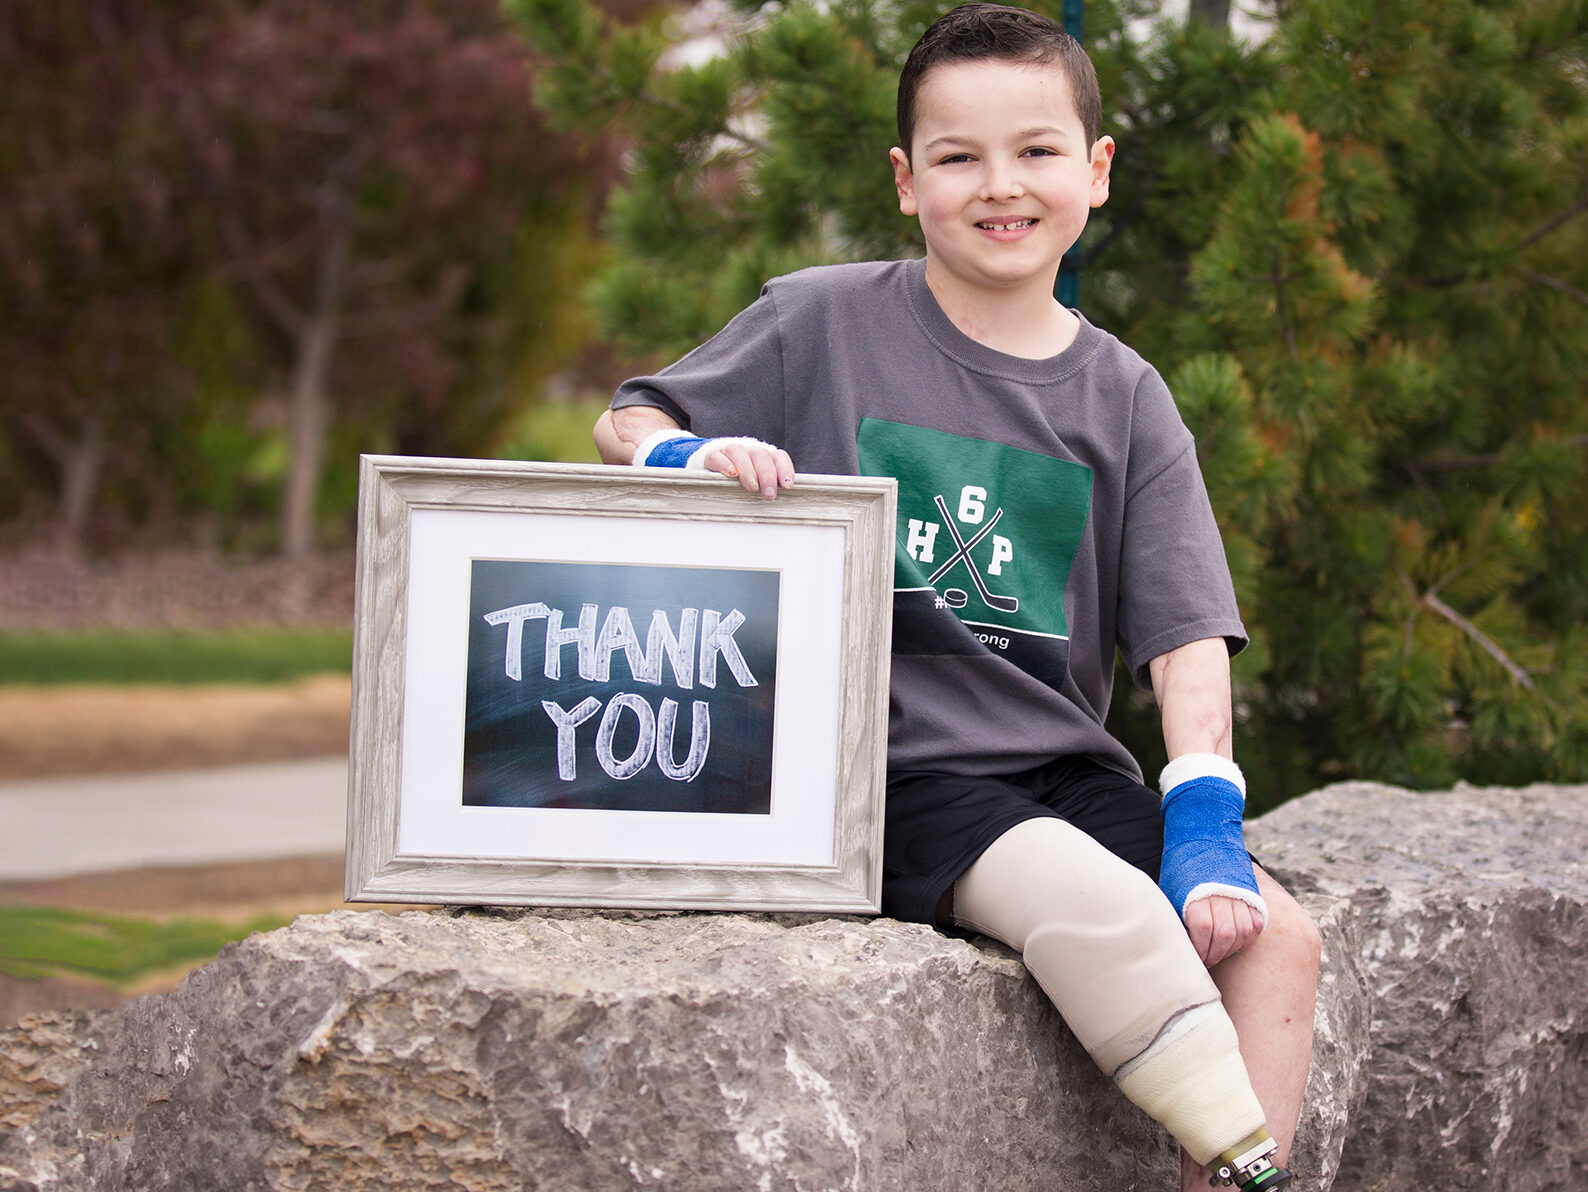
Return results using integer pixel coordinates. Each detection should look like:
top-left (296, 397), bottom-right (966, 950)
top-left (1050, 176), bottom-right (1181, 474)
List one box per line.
top-left (610, 287), bottom-right (787, 445)
top-left (1116, 442), bottom-right (1248, 689)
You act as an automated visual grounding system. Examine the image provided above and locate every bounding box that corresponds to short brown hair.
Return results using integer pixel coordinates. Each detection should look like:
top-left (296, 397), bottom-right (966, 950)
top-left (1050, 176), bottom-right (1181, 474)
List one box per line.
top-left (896, 4), bottom-right (1101, 161)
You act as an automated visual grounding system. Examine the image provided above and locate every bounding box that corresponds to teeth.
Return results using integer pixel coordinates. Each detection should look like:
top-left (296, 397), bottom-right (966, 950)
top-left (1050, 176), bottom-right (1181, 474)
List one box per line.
top-left (980, 219), bottom-right (1034, 231)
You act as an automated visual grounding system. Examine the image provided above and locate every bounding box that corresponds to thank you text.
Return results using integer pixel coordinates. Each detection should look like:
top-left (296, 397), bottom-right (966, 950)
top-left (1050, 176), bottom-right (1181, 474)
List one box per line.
top-left (462, 559), bottom-right (780, 816)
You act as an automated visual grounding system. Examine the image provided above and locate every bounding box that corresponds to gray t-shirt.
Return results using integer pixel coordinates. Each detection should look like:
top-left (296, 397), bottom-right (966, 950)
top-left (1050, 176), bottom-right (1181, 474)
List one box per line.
top-left (613, 258), bottom-right (1245, 781)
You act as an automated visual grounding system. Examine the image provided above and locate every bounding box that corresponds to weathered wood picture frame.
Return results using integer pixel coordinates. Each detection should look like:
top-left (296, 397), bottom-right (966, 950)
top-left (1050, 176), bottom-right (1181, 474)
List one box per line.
top-left (345, 455), bottom-right (896, 913)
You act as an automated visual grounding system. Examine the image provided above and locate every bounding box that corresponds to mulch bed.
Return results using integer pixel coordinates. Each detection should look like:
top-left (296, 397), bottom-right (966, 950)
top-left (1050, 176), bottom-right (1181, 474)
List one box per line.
top-left (0, 547), bottom-right (356, 630)
top-left (0, 677), bottom-right (352, 780)
top-left (0, 855), bottom-right (351, 917)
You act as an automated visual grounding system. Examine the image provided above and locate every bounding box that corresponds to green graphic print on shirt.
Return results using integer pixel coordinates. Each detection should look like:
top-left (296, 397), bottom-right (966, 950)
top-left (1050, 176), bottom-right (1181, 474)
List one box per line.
top-left (857, 418), bottom-right (1093, 687)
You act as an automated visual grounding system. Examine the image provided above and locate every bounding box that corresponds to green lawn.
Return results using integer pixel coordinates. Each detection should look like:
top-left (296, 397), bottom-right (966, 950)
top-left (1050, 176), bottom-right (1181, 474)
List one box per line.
top-left (0, 628), bottom-right (352, 685)
top-left (0, 905), bottom-right (289, 986)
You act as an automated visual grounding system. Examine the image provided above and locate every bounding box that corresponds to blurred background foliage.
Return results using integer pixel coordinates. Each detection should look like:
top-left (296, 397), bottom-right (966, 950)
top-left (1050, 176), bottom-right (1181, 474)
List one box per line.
top-left (1, 0), bottom-right (1585, 802)
top-left (0, 0), bottom-right (652, 560)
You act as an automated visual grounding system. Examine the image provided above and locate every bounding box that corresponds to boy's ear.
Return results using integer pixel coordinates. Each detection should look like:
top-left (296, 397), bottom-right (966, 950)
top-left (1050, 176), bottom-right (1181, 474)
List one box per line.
top-left (889, 147), bottom-right (919, 217)
top-left (1089, 136), bottom-right (1116, 209)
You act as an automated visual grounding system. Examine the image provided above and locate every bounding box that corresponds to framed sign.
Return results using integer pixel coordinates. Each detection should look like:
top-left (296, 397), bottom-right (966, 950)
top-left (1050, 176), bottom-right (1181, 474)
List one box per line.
top-left (345, 455), bottom-right (896, 913)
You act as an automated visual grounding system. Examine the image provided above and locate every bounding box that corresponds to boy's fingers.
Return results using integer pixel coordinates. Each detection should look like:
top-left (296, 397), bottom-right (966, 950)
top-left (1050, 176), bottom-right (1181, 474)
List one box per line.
top-left (1185, 895), bottom-right (1262, 967)
top-left (708, 445), bottom-right (786, 498)
top-left (1207, 898), bottom-right (1239, 965)
top-left (773, 448), bottom-right (796, 489)
top-left (748, 449), bottom-right (783, 498)
top-left (1226, 899), bottom-right (1263, 955)
top-left (1184, 899), bottom-right (1215, 964)
top-left (702, 445), bottom-right (752, 489)
top-left (1242, 901), bottom-right (1264, 942)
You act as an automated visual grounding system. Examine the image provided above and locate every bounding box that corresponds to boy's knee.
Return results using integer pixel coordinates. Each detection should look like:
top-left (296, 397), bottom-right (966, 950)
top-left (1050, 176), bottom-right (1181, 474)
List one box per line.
top-left (1260, 880), bottom-right (1322, 973)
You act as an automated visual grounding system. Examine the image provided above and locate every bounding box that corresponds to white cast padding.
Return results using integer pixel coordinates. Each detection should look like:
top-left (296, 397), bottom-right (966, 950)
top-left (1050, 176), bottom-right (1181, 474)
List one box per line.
top-left (1159, 752), bottom-right (1246, 798)
top-left (684, 435), bottom-right (779, 470)
top-left (1112, 1001), bottom-right (1269, 1167)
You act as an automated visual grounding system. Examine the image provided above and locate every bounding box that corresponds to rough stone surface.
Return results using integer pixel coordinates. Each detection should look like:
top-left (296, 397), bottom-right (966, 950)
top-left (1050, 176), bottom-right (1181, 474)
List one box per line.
top-left (1, 783), bottom-right (1582, 1191)
top-left (1247, 782), bottom-right (1588, 1192)
top-left (0, 906), bottom-right (1361, 1192)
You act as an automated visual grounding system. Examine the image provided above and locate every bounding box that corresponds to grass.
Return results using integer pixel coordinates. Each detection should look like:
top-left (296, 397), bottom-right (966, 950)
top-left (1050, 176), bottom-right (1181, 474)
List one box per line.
top-left (0, 627), bottom-right (353, 685)
top-left (0, 905), bottom-right (289, 986)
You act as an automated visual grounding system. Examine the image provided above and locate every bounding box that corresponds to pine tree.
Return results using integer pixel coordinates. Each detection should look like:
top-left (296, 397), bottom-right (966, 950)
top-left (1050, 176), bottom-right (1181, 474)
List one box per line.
top-left (513, 0), bottom-right (1588, 803)
top-left (510, 0), bottom-right (931, 355)
top-left (1121, 0), bottom-right (1588, 797)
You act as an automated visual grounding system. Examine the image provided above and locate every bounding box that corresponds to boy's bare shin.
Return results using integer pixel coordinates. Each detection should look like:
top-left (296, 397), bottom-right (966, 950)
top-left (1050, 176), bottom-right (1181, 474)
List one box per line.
top-left (1181, 868), bottom-right (1320, 1191)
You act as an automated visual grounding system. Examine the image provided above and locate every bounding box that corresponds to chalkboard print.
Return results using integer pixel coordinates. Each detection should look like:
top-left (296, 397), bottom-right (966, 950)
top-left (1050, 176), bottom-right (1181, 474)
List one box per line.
top-left (463, 559), bottom-right (780, 815)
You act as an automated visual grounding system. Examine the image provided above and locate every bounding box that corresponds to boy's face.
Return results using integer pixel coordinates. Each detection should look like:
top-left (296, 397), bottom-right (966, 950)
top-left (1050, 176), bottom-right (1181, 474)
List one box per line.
top-left (890, 58), bottom-right (1113, 305)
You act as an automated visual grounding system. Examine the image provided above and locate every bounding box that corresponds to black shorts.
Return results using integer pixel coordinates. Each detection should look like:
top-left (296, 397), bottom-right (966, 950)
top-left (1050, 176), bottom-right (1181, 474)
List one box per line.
top-left (881, 755), bottom-right (1164, 927)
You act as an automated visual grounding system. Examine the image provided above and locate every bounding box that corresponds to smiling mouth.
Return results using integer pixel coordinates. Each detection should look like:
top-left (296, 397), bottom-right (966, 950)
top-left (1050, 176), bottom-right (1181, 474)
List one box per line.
top-left (977, 218), bottom-right (1037, 231)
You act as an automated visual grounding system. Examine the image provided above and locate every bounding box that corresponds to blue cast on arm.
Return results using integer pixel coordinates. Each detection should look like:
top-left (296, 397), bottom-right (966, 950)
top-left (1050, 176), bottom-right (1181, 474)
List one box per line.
top-left (632, 427), bottom-right (779, 470)
top-left (640, 432), bottom-right (710, 468)
top-left (1158, 754), bottom-right (1267, 925)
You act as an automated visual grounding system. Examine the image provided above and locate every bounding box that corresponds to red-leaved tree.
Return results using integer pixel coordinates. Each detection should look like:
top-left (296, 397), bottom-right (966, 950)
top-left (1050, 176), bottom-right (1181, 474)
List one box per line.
top-left (169, 0), bottom-right (596, 556)
top-left (0, 2), bottom-right (197, 551)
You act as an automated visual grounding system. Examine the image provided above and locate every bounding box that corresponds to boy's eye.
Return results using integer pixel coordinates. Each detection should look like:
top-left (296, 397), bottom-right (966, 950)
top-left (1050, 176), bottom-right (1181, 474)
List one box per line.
top-left (1022, 146), bottom-right (1058, 158)
top-left (938, 152), bottom-right (975, 165)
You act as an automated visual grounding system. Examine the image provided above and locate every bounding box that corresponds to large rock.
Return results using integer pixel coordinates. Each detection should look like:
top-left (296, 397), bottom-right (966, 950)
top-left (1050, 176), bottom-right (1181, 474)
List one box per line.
top-left (2, 782), bottom-right (1583, 1191)
top-left (1247, 782), bottom-right (1588, 1192)
top-left (1, 910), bottom-right (1361, 1190)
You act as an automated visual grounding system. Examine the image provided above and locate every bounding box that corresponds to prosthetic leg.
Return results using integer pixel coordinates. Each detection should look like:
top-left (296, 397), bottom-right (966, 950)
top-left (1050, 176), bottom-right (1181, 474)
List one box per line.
top-left (953, 818), bottom-right (1294, 1189)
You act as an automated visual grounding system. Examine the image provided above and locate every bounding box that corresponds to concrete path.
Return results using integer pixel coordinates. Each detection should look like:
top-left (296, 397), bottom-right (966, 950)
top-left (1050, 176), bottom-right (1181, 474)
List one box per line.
top-left (1, 758), bottom-right (347, 881)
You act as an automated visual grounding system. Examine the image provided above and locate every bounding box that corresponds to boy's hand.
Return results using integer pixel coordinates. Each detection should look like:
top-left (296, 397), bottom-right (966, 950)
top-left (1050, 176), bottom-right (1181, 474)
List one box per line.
top-left (1183, 893), bottom-right (1265, 967)
top-left (698, 439), bottom-right (796, 500)
top-left (598, 408), bottom-right (796, 498)
top-left (597, 407), bottom-right (677, 464)
top-left (1156, 753), bottom-right (1270, 961)
top-left (634, 427), bottom-right (795, 500)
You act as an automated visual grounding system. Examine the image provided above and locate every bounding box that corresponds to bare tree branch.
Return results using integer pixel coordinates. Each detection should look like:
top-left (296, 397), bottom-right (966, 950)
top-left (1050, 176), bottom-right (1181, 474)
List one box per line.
top-left (1515, 191), bottom-right (1588, 253)
top-left (341, 263), bottom-right (468, 336)
top-left (347, 256), bottom-right (411, 291)
top-left (1420, 590), bottom-right (1536, 689)
top-left (18, 411), bottom-right (71, 462)
top-left (219, 214), bottom-right (307, 338)
top-left (1518, 266), bottom-right (1588, 307)
top-left (1410, 435), bottom-right (1588, 472)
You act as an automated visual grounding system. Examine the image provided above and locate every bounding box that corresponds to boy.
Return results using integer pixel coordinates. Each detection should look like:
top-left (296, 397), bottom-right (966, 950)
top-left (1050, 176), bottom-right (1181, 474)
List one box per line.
top-left (594, 5), bottom-right (1321, 1188)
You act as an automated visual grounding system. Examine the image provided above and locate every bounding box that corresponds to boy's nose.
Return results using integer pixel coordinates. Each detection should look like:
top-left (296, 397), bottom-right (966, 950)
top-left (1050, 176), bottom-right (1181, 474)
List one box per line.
top-left (979, 163), bottom-right (1025, 202)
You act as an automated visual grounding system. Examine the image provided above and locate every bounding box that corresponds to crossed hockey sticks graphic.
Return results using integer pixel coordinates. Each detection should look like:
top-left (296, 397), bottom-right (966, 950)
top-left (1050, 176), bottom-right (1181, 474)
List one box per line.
top-left (928, 494), bottom-right (1020, 613)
